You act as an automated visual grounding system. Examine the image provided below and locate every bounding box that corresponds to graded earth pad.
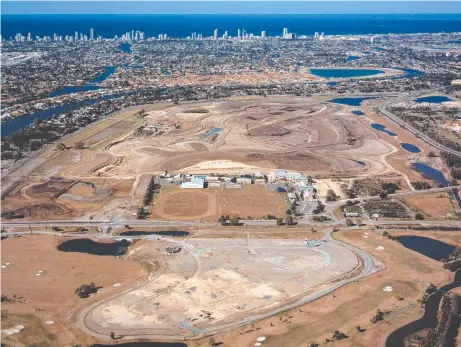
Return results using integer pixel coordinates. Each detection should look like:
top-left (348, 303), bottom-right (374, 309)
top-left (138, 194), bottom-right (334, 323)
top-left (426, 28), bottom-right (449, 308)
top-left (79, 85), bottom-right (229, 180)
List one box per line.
top-left (82, 237), bottom-right (382, 339)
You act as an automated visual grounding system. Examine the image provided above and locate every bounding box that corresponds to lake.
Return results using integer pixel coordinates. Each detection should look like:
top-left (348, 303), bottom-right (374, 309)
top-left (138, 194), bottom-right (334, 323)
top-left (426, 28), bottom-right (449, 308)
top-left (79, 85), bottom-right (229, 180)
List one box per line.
top-left (57, 238), bottom-right (130, 256)
top-left (398, 236), bottom-right (456, 261)
top-left (328, 97), bottom-right (377, 106)
top-left (401, 143), bottom-right (421, 153)
top-left (371, 123), bottom-right (397, 136)
top-left (415, 96), bottom-right (453, 104)
top-left (203, 127), bottom-right (223, 137)
top-left (352, 110), bottom-right (365, 116)
top-left (310, 68), bottom-right (384, 79)
top-left (411, 163), bottom-right (449, 187)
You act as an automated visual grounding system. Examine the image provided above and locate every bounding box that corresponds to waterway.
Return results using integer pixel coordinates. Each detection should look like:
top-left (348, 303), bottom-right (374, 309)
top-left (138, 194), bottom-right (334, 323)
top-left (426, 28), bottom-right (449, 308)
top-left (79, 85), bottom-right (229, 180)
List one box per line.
top-left (370, 123), bottom-right (397, 136)
top-left (328, 97), bottom-right (377, 106)
top-left (310, 68), bottom-right (384, 79)
top-left (57, 238), bottom-right (130, 256)
top-left (345, 56), bottom-right (359, 62)
top-left (2, 92), bottom-right (126, 137)
top-left (385, 270), bottom-right (461, 347)
top-left (398, 236), bottom-right (456, 261)
top-left (48, 85), bottom-right (103, 98)
top-left (401, 143), bottom-right (421, 153)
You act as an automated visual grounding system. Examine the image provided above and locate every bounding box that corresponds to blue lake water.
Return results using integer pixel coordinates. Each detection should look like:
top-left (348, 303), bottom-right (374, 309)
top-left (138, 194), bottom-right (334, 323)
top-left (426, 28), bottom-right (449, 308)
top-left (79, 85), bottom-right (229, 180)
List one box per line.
top-left (371, 123), bottom-right (397, 136)
top-left (310, 68), bottom-right (384, 79)
top-left (120, 42), bottom-right (132, 53)
top-left (352, 110), bottom-right (365, 116)
top-left (329, 97), bottom-right (377, 106)
top-left (411, 162), bottom-right (449, 187)
top-left (415, 96), bottom-right (453, 104)
top-left (345, 56), bottom-right (359, 62)
top-left (203, 127), bottom-right (223, 137)
top-left (327, 82), bottom-right (339, 87)
top-left (448, 40), bottom-right (461, 44)
top-left (401, 143), bottom-right (421, 153)
top-left (398, 236), bottom-right (456, 261)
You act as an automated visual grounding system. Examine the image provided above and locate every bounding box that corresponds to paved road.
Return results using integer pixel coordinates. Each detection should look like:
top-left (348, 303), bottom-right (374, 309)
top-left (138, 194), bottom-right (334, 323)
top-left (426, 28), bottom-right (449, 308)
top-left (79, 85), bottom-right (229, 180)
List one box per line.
top-left (377, 91), bottom-right (461, 158)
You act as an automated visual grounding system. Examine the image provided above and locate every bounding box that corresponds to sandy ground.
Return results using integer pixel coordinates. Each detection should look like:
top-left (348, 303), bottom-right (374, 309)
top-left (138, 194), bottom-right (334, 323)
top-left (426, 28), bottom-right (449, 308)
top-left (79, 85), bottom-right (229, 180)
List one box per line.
top-left (151, 185), bottom-right (288, 221)
top-left (404, 192), bottom-right (459, 219)
top-left (0, 235), bottom-right (147, 346)
top-left (82, 237), bottom-right (367, 339)
top-left (188, 229), bottom-right (457, 347)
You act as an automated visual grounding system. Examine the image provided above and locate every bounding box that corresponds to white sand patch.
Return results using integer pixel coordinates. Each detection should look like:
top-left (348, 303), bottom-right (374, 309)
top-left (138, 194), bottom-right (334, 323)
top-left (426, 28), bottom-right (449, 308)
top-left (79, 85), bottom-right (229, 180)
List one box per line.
top-left (257, 337), bottom-right (266, 342)
top-left (250, 284), bottom-right (281, 298)
top-left (181, 160), bottom-right (261, 172)
top-left (383, 286), bottom-right (393, 292)
top-left (376, 246), bottom-right (384, 250)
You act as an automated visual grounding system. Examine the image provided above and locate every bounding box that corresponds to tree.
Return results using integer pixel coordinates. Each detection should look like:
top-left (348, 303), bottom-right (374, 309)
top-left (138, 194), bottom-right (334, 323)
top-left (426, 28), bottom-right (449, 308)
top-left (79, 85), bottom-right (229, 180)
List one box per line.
top-left (415, 213), bottom-right (425, 220)
top-left (428, 151), bottom-right (437, 157)
top-left (356, 219), bottom-right (362, 226)
top-left (285, 209), bottom-right (292, 216)
top-left (286, 215), bottom-right (294, 226)
top-left (110, 332), bottom-right (115, 339)
top-left (208, 337), bottom-right (216, 346)
top-left (75, 283), bottom-right (98, 298)
top-left (56, 142), bottom-right (66, 151)
top-left (276, 218), bottom-right (283, 226)
top-left (217, 215), bottom-right (227, 225)
top-left (345, 218), bottom-right (354, 227)
top-left (379, 191), bottom-right (388, 199)
top-left (229, 216), bottom-right (240, 226)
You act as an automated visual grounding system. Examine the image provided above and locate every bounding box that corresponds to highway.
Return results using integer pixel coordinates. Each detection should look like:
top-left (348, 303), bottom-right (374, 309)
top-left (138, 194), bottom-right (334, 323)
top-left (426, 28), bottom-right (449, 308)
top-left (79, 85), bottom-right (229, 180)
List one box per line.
top-left (377, 92), bottom-right (461, 158)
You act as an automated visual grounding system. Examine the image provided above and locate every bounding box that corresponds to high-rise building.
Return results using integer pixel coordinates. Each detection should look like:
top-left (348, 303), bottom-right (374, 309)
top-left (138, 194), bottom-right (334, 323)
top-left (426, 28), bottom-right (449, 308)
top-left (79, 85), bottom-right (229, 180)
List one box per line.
top-left (237, 29), bottom-right (241, 39)
top-left (90, 28), bottom-right (94, 40)
top-left (75, 31), bottom-right (79, 41)
top-left (27, 32), bottom-right (32, 41)
top-left (53, 33), bottom-right (58, 41)
top-left (213, 29), bottom-right (218, 40)
top-left (314, 32), bottom-right (319, 39)
top-left (283, 28), bottom-right (288, 37)
top-left (261, 31), bottom-right (266, 38)
top-left (223, 31), bottom-right (228, 39)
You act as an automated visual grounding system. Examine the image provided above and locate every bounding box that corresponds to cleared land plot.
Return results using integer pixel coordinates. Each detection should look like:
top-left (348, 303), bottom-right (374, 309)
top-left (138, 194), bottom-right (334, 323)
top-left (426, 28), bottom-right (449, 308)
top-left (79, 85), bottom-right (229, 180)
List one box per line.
top-left (83, 238), bottom-right (364, 338)
top-left (190, 230), bottom-right (456, 347)
top-left (152, 185), bottom-right (288, 220)
top-left (405, 192), bottom-right (459, 218)
top-left (363, 200), bottom-right (410, 218)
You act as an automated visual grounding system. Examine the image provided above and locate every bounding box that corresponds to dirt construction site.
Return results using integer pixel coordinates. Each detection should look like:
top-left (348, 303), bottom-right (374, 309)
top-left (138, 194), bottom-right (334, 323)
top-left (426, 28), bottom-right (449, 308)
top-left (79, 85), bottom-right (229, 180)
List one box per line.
top-left (80, 236), bottom-right (383, 340)
top-left (2, 94), bottom-right (435, 221)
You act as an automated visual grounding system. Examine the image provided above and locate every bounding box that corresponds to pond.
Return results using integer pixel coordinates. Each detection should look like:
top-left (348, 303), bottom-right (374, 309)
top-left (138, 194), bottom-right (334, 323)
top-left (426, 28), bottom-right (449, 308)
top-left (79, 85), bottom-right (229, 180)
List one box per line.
top-left (92, 343), bottom-right (187, 347)
top-left (119, 231), bottom-right (190, 237)
top-left (352, 110), bottom-right (365, 116)
top-left (57, 238), bottom-right (130, 256)
top-left (328, 97), bottom-right (377, 106)
top-left (386, 270), bottom-right (461, 347)
top-left (120, 42), bottom-right (132, 53)
top-left (371, 123), bottom-right (397, 136)
top-left (411, 163), bottom-right (449, 187)
top-left (203, 127), bottom-right (223, 137)
top-left (397, 236), bottom-right (456, 261)
top-left (327, 81), bottom-right (339, 86)
top-left (310, 68), bottom-right (384, 79)
top-left (345, 56), bottom-right (359, 62)
top-left (401, 143), bottom-right (421, 153)
top-left (415, 96), bottom-right (453, 104)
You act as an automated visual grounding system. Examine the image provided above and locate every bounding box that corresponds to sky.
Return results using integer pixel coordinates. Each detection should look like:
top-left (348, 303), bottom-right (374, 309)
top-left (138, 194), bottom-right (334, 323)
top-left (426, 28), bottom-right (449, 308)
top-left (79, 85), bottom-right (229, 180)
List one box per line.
top-left (2, 1), bottom-right (461, 14)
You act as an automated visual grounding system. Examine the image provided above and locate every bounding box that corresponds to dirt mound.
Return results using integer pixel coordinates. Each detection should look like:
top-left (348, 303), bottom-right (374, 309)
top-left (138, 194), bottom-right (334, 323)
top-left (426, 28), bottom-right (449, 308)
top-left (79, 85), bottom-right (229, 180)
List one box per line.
top-left (14, 203), bottom-right (69, 218)
top-left (246, 152), bottom-right (330, 171)
top-left (247, 124), bottom-right (291, 137)
top-left (25, 178), bottom-right (76, 198)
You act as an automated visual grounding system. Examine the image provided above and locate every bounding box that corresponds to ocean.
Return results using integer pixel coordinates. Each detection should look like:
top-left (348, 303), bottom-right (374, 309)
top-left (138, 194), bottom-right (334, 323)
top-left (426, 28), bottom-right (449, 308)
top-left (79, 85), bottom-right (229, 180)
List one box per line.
top-left (1, 14), bottom-right (461, 39)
